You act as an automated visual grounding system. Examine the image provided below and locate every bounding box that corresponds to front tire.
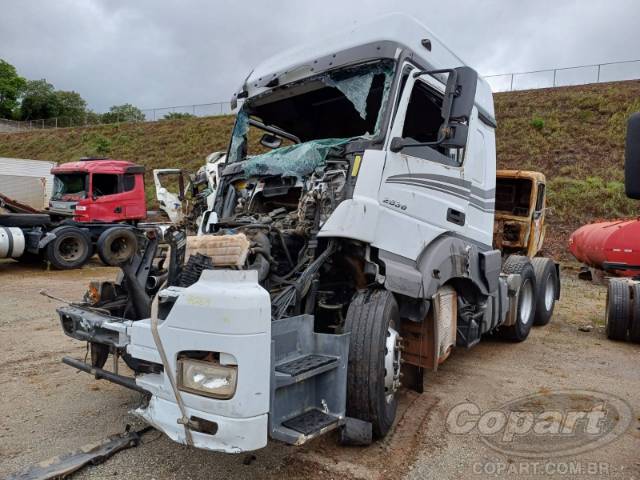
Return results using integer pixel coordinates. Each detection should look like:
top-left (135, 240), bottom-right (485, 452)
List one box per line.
top-left (45, 227), bottom-right (92, 270)
top-left (344, 289), bottom-right (401, 439)
top-left (500, 255), bottom-right (537, 342)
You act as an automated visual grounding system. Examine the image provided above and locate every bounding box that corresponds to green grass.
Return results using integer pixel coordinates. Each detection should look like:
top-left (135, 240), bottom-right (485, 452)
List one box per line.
top-left (2, 79), bottom-right (640, 259)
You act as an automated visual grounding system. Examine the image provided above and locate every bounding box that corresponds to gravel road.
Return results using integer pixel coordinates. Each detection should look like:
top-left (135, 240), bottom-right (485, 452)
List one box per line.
top-left (1, 260), bottom-right (638, 479)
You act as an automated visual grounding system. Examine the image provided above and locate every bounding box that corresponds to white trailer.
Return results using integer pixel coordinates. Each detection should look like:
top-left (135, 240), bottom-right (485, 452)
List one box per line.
top-left (0, 157), bottom-right (56, 210)
top-left (57, 13), bottom-right (559, 453)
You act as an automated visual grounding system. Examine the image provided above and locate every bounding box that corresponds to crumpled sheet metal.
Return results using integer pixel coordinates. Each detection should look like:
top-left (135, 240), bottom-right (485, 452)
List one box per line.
top-left (243, 138), bottom-right (349, 178)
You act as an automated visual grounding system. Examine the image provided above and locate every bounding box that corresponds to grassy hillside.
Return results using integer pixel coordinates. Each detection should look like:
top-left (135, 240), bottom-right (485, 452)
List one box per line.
top-left (1, 80), bottom-right (639, 259)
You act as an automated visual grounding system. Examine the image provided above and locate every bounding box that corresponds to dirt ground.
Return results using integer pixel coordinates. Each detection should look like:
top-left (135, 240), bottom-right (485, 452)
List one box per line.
top-left (1, 259), bottom-right (639, 480)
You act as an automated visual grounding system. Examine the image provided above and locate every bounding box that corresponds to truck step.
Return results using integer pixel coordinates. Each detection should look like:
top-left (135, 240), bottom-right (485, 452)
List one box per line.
top-left (275, 354), bottom-right (337, 376)
top-left (281, 409), bottom-right (339, 435)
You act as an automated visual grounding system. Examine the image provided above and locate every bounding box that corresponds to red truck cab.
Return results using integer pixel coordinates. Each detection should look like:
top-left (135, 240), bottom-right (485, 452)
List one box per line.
top-left (49, 159), bottom-right (146, 223)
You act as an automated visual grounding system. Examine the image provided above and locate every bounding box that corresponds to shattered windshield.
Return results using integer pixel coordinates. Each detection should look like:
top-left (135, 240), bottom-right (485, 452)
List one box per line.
top-left (228, 60), bottom-right (395, 164)
top-left (52, 173), bottom-right (88, 201)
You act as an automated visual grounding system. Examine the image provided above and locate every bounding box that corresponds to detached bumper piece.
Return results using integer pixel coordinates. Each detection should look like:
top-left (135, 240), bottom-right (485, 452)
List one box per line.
top-left (6, 427), bottom-right (150, 480)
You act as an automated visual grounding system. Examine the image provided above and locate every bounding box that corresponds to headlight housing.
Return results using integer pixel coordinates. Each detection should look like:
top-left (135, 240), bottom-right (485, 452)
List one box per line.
top-left (177, 358), bottom-right (238, 399)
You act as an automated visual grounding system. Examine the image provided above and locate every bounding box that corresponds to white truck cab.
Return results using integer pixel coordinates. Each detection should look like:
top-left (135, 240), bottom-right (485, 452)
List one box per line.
top-left (57, 13), bottom-right (557, 453)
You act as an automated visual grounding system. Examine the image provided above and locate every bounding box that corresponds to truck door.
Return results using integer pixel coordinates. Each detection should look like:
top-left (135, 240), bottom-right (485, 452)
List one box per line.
top-left (153, 169), bottom-right (185, 223)
top-left (380, 68), bottom-right (469, 239)
top-left (90, 173), bottom-right (127, 222)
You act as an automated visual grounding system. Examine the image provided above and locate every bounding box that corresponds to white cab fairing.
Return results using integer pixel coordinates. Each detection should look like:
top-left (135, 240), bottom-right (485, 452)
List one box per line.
top-left (127, 270), bottom-right (272, 452)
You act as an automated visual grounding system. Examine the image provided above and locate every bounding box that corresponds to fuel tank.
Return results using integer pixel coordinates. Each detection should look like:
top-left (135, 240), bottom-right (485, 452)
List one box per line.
top-left (568, 218), bottom-right (640, 276)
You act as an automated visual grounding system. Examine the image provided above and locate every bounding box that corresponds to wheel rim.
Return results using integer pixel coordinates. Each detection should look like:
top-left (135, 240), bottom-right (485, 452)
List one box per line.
top-left (384, 325), bottom-right (402, 403)
top-left (58, 237), bottom-right (85, 261)
top-left (519, 279), bottom-right (534, 325)
top-left (544, 274), bottom-right (555, 311)
top-left (109, 237), bottom-right (134, 262)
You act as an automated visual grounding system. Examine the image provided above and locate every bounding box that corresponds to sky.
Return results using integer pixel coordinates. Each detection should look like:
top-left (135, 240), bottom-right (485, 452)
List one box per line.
top-left (1, 0), bottom-right (638, 113)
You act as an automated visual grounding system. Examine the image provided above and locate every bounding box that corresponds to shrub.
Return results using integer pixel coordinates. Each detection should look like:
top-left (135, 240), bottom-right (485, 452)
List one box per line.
top-left (530, 117), bottom-right (545, 130)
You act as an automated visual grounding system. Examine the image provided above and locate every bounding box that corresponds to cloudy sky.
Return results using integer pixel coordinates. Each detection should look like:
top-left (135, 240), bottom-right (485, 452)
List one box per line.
top-left (1, 0), bottom-right (638, 113)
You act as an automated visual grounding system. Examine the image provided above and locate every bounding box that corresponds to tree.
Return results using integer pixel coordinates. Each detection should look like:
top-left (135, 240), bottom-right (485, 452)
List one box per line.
top-left (101, 103), bottom-right (146, 123)
top-left (162, 112), bottom-right (195, 120)
top-left (19, 79), bottom-right (60, 120)
top-left (0, 59), bottom-right (26, 119)
top-left (55, 90), bottom-right (87, 123)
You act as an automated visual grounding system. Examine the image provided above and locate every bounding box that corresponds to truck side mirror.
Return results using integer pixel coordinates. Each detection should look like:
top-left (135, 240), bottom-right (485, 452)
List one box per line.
top-left (440, 66), bottom-right (477, 149)
top-left (443, 66), bottom-right (478, 122)
top-left (625, 112), bottom-right (640, 199)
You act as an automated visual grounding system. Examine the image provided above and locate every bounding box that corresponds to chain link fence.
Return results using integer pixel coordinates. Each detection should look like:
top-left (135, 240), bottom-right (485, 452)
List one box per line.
top-left (485, 59), bottom-right (640, 92)
top-left (0, 100), bottom-right (235, 133)
top-left (2, 59), bottom-right (640, 134)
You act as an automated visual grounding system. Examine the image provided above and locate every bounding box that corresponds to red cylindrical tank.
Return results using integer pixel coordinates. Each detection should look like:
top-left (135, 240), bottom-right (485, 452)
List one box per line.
top-left (568, 219), bottom-right (640, 276)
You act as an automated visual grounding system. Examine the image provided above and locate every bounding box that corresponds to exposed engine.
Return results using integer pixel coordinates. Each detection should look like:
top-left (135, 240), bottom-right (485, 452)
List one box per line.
top-left (186, 157), bottom-right (355, 323)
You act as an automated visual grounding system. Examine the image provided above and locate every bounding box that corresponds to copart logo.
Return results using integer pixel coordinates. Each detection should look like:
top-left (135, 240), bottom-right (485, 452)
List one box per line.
top-left (445, 390), bottom-right (632, 458)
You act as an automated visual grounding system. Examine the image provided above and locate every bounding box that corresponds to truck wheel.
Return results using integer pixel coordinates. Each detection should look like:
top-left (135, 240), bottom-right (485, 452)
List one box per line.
top-left (531, 257), bottom-right (557, 326)
top-left (97, 227), bottom-right (138, 266)
top-left (606, 279), bottom-right (630, 341)
top-left (500, 255), bottom-right (536, 342)
top-left (344, 289), bottom-right (401, 439)
top-left (630, 283), bottom-right (640, 343)
top-left (45, 227), bottom-right (92, 270)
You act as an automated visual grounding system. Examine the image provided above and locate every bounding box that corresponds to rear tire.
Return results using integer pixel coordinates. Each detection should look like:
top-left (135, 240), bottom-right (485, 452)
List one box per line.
top-left (344, 289), bottom-right (401, 439)
top-left (97, 227), bottom-right (138, 266)
top-left (500, 255), bottom-right (536, 342)
top-left (531, 257), bottom-right (557, 326)
top-left (606, 279), bottom-right (630, 341)
top-left (45, 227), bottom-right (91, 270)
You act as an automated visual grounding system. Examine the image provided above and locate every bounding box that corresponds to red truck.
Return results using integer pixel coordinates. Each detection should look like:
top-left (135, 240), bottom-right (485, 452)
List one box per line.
top-left (0, 158), bottom-right (149, 269)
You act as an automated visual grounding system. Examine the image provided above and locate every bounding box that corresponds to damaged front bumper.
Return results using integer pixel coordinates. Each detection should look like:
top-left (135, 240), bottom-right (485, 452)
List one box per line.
top-left (58, 269), bottom-right (273, 453)
top-left (58, 269), bottom-right (349, 453)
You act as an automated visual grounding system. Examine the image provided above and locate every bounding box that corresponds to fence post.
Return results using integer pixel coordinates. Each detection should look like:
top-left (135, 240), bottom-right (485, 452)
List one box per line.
top-left (597, 64), bottom-right (601, 83)
top-left (192, 104), bottom-right (196, 115)
top-left (553, 69), bottom-right (557, 87)
top-left (55, 117), bottom-right (58, 129)
top-left (509, 74), bottom-right (515, 91)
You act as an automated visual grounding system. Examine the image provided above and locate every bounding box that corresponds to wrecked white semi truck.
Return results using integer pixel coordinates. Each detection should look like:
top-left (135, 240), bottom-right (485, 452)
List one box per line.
top-left (56, 14), bottom-right (558, 452)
